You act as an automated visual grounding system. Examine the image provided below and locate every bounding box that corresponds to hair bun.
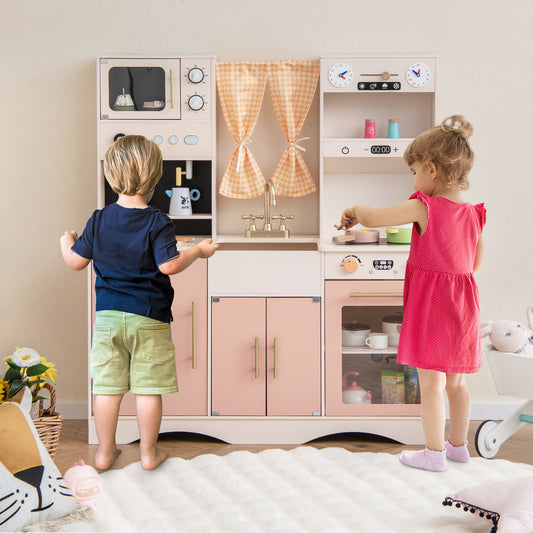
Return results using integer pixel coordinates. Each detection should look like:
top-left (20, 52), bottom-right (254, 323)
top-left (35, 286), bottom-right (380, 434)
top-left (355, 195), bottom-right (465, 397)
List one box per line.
top-left (441, 115), bottom-right (473, 138)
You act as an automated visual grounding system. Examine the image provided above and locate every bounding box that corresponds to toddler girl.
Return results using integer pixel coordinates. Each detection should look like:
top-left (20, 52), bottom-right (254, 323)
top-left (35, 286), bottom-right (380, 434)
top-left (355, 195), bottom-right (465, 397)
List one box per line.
top-left (338, 115), bottom-right (486, 471)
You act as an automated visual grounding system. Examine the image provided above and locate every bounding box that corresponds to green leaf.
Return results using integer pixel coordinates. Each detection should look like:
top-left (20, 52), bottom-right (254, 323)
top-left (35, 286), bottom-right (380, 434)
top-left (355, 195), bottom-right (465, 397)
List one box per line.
top-left (5, 367), bottom-right (21, 383)
top-left (6, 360), bottom-right (21, 371)
top-left (6, 380), bottom-right (28, 398)
top-left (32, 396), bottom-right (46, 402)
top-left (26, 364), bottom-right (48, 377)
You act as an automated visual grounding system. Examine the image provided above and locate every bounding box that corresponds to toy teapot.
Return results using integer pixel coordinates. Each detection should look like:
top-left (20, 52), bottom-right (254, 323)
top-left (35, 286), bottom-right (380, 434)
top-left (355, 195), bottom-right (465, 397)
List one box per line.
top-left (342, 371), bottom-right (372, 404)
top-left (165, 187), bottom-right (192, 216)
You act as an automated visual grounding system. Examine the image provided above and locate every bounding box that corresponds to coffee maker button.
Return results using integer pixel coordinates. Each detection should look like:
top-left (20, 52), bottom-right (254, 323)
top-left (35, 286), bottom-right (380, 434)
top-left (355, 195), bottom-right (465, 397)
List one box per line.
top-left (184, 135), bottom-right (199, 145)
top-left (153, 135), bottom-right (163, 145)
top-left (169, 135), bottom-right (178, 145)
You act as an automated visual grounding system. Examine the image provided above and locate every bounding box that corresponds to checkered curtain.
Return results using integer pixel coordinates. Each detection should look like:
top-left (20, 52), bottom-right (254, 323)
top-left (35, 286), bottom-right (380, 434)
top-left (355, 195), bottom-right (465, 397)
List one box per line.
top-left (268, 61), bottom-right (319, 197)
top-left (216, 62), bottom-right (267, 199)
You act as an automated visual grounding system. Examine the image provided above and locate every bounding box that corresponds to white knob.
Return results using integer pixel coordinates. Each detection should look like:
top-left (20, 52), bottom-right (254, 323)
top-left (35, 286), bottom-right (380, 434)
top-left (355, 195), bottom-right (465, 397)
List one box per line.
top-left (188, 95), bottom-right (204, 111)
top-left (188, 68), bottom-right (204, 84)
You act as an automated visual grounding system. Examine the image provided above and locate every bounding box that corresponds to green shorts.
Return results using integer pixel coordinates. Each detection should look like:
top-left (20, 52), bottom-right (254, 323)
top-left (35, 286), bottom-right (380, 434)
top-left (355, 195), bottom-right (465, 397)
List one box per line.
top-left (90, 310), bottom-right (179, 395)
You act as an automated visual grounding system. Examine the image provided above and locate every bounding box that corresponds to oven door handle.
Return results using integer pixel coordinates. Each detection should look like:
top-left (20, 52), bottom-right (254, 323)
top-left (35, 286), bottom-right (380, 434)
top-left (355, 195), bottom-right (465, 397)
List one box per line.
top-left (348, 292), bottom-right (403, 298)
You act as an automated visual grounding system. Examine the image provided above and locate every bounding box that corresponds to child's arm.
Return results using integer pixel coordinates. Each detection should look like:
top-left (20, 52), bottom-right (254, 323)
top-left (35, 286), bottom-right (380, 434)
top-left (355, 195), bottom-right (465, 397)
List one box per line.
top-left (158, 239), bottom-right (219, 276)
top-left (338, 199), bottom-right (428, 232)
top-left (473, 236), bottom-right (484, 272)
top-left (60, 231), bottom-right (90, 271)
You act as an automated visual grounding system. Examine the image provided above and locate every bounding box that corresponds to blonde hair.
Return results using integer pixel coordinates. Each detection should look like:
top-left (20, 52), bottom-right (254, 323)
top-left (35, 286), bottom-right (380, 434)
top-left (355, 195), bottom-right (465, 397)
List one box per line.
top-left (103, 135), bottom-right (163, 196)
top-left (404, 115), bottom-right (474, 190)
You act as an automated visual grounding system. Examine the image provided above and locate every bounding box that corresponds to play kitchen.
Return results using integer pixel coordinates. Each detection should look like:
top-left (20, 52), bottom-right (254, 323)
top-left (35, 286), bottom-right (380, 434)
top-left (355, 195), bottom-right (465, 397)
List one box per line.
top-left (88, 54), bottom-right (436, 446)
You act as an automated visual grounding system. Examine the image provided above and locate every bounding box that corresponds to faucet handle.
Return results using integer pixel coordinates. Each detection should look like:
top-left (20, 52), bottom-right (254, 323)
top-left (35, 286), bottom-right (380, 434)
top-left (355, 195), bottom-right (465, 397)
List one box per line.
top-left (272, 215), bottom-right (294, 231)
top-left (242, 214), bottom-right (264, 231)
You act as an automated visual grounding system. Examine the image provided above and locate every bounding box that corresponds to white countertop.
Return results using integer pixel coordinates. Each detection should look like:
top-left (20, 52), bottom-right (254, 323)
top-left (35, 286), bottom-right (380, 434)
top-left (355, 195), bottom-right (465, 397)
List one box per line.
top-left (319, 238), bottom-right (410, 253)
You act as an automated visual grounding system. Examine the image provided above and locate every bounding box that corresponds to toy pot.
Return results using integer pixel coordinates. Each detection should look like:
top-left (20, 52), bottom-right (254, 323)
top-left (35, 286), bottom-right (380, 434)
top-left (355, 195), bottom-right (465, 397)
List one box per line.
top-left (386, 224), bottom-right (412, 244)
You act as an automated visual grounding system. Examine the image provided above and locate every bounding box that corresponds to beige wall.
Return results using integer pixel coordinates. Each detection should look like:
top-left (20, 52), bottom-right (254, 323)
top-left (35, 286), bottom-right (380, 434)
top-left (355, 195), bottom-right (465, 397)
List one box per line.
top-left (2, 0), bottom-right (532, 415)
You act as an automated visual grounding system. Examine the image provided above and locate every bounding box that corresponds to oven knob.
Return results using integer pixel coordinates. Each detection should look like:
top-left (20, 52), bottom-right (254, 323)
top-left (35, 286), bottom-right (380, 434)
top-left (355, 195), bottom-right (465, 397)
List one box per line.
top-left (113, 133), bottom-right (125, 142)
top-left (188, 67), bottom-right (205, 84)
top-left (188, 95), bottom-right (205, 111)
top-left (343, 257), bottom-right (358, 273)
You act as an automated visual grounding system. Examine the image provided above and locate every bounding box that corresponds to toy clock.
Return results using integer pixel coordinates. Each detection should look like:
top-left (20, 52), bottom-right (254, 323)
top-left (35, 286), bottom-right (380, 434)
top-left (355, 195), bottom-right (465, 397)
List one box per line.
top-left (328, 63), bottom-right (353, 88)
top-left (405, 62), bottom-right (431, 88)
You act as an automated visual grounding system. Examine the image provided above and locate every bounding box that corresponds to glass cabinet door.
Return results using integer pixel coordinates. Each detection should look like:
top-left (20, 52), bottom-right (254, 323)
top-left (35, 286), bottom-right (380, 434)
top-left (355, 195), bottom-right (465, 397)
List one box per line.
top-left (325, 280), bottom-right (421, 416)
top-left (100, 58), bottom-right (181, 120)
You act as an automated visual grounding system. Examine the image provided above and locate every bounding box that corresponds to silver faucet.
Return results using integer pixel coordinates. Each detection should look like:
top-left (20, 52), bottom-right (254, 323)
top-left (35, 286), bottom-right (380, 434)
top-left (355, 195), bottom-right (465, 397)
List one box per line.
top-left (263, 180), bottom-right (276, 231)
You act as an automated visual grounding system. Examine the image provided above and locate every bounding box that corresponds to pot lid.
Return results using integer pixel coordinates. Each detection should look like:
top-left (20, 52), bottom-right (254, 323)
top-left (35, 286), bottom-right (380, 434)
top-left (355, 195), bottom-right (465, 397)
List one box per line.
top-left (382, 312), bottom-right (403, 324)
top-left (342, 321), bottom-right (371, 331)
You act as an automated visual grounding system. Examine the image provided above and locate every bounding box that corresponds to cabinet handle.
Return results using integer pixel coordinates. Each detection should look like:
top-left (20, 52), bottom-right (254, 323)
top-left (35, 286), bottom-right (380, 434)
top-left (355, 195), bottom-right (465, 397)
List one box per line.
top-left (349, 292), bottom-right (403, 298)
top-left (274, 337), bottom-right (279, 379)
top-left (192, 301), bottom-right (197, 369)
top-left (170, 69), bottom-right (175, 109)
top-left (255, 337), bottom-right (259, 379)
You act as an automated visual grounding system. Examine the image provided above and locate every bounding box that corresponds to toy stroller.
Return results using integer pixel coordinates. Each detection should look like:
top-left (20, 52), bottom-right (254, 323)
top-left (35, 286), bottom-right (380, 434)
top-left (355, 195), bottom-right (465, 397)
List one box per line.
top-left (475, 345), bottom-right (533, 458)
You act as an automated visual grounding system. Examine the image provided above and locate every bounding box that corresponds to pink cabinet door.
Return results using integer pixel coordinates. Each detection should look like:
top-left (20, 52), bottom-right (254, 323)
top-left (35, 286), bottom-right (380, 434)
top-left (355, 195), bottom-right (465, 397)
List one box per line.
top-left (163, 258), bottom-right (208, 415)
top-left (266, 298), bottom-right (321, 416)
top-left (325, 280), bottom-right (421, 416)
top-left (211, 298), bottom-right (266, 416)
top-left (112, 259), bottom-right (208, 416)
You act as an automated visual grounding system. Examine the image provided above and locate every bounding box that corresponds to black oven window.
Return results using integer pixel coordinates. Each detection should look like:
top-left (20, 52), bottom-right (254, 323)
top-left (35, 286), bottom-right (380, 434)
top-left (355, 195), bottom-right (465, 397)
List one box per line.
top-left (109, 67), bottom-right (166, 111)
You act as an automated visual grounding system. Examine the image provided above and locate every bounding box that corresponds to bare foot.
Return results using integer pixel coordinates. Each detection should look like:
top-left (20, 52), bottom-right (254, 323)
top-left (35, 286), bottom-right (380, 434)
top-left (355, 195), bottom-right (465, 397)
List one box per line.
top-left (141, 448), bottom-right (168, 470)
top-left (95, 448), bottom-right (122, 471)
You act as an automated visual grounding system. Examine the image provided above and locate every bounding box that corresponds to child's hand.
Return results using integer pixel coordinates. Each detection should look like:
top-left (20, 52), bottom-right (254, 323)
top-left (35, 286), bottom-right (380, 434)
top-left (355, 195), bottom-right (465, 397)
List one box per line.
top-left (196, 239), bottom-right (219, 258)
top-left (335, 208), bottom-right (357, 230)
top-left (60, 230), bottom-right (78, 246)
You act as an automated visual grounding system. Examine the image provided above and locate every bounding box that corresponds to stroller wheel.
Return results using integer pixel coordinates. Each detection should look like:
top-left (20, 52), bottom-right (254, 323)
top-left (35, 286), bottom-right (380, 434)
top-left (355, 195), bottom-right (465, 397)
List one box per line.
top-left (475, 420), bottom-right (500, 458)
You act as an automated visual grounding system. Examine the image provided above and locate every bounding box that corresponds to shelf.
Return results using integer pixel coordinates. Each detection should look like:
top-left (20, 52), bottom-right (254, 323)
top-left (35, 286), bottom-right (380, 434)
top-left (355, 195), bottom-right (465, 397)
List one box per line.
top-left (168, 213), bottom-right (213, 220)
top-left (342, 346), bottom-right (398, 355)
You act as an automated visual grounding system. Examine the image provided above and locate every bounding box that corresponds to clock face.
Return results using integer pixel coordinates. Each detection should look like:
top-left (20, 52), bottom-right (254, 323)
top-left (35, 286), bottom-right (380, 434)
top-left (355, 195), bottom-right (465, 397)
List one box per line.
top-left (328, 63), bottom-right (353, 88)
top-left (406, 62), bottom-right (431, 87)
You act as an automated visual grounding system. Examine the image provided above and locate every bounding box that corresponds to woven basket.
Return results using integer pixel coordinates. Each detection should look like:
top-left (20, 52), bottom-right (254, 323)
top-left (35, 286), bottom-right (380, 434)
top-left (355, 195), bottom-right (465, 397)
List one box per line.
top-left (32, 383), bottom-right (63, 460)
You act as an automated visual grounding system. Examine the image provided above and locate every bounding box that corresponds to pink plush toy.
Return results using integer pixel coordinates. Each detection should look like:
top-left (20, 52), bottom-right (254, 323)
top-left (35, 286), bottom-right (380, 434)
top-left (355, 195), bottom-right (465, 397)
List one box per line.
top-left (480, 305), bottom-right (533, 356)
top-left (63, 460), bottom-right (101, 510)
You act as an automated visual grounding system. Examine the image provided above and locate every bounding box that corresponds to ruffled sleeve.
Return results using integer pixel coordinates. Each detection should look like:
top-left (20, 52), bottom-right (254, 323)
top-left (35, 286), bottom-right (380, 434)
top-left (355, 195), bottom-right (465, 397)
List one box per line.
top-left (409, 190), bottom-right (429, 204)
top-left (474, 203), bottom-right (486, 230)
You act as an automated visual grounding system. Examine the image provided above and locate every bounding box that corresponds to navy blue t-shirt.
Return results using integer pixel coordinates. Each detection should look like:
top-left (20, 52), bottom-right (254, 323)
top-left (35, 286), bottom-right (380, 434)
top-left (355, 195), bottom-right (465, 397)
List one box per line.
top-left (72, 203), bottom-right (179, 323)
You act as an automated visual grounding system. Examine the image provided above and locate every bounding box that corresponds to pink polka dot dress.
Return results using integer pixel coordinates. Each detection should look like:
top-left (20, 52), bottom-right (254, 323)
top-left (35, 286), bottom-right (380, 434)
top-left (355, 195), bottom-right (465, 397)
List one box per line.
top-left (396, 191), bottom-right (486, 374)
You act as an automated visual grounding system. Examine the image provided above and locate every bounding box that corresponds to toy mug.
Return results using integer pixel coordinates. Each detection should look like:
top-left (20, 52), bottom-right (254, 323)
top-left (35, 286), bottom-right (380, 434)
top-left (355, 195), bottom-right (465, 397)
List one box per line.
top-left (365, 333), bottom-right (388, 349)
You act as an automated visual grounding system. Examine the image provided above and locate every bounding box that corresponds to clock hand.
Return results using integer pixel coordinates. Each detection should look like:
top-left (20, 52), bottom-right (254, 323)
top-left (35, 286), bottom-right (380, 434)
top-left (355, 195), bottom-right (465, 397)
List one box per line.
top-left (411, 69), bottom-right (420, 77)
top-left (339, 70), bottom-right (348, 78)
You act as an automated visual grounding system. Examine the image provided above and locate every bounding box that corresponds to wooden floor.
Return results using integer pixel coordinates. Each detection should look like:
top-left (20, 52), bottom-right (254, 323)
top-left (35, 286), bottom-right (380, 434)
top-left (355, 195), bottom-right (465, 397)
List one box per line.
top-left (53, 419), bottom-right (533, 473)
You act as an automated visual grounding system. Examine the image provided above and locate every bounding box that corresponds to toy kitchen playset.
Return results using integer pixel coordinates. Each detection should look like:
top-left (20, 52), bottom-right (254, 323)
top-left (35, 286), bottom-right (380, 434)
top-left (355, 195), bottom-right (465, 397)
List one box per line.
top-left (89, 55), bottom-right (436, 446)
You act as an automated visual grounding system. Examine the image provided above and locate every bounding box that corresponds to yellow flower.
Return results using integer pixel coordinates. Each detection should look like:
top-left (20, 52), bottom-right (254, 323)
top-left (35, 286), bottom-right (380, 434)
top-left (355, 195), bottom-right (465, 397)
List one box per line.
top-left (39, 357), bottom-right (58, 383)
top-left (0, 379), bottom-right (9, 402)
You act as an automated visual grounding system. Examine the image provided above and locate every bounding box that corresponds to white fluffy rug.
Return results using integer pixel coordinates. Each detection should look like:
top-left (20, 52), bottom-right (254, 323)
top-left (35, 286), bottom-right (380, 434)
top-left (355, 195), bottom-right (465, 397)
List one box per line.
top-left (27, 447), bottom-right (533, 532)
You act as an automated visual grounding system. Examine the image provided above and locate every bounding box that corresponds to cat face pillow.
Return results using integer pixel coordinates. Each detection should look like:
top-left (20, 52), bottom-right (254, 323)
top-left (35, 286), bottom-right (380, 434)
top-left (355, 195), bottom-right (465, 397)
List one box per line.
top-left (0, 389), bottom-right (77, 531)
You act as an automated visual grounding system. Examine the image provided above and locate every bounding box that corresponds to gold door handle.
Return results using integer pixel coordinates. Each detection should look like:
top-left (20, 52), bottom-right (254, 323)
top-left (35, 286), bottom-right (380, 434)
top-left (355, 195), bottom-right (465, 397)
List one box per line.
top-left (170, 69), bottom-right (175, 109)
top-left (274, 337), bottom-right (279, 379)
top-left (255, 337), bottom-right (259, 379)
top-left (192, 302), bottom-right (197, 369)
top-left (349, 292), bottom-right (403, 298)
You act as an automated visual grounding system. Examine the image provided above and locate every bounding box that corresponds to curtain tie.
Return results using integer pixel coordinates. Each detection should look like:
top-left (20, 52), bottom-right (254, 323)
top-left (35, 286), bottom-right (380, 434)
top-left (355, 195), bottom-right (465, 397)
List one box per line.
top-left (236, 139), bottom-right (252, 173)
top-left (289, 137), bottom-right (310, 152)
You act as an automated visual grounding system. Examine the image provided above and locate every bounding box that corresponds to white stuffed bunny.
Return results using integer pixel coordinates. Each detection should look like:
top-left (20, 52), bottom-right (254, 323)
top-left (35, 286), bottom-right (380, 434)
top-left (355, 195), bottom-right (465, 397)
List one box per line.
top-left (480, 305), bottom-right (533, 356)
